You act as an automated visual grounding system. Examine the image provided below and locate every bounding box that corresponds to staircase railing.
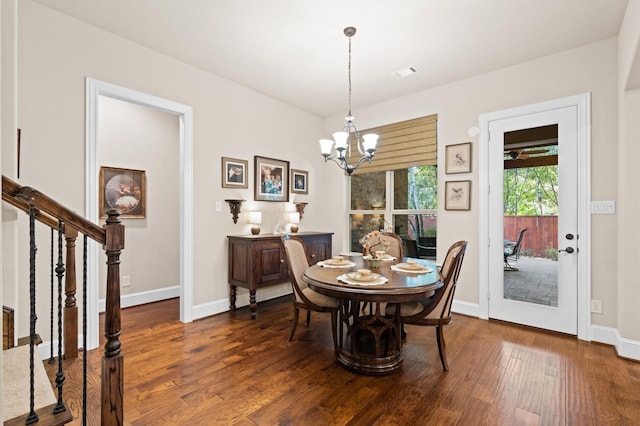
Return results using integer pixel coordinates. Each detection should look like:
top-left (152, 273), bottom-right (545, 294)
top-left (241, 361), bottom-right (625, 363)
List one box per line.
top-left (2, 175), bottom-right (125, 425)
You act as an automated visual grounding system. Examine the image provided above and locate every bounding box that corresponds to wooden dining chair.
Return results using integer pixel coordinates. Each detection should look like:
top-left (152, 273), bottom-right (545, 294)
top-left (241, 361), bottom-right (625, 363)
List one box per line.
top-left (382, 232), bottom-right (404, 259)
top-left (386, 240), bottom-right (468, 371)
top-left (281, 235), bottom-right (339, 347)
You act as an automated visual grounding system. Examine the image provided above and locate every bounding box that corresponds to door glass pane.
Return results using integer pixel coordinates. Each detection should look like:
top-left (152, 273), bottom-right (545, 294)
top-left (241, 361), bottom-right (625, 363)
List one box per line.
top-left (350, 171), bottom-right (386, 210)
top-left (503, 126), bottom-right (558, 307)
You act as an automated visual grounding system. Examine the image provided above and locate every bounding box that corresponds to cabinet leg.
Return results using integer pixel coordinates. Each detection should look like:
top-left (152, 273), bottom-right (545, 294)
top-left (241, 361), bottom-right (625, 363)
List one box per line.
top-left (230, 285), bottom-right (237, 311)
top-left (249, 290), bottom-right (257, 320)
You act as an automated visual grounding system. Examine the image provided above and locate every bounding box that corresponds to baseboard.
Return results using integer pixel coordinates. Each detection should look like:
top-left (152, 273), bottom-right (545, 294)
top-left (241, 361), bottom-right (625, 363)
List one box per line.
top-left (98, 285), bottom-right (180, 313)
top-left (451, 300), bottom-right (481, 318)
top-left (591, 325), bottom-right (640, 361)
top-left (191, 283), bottom-right (292, 321)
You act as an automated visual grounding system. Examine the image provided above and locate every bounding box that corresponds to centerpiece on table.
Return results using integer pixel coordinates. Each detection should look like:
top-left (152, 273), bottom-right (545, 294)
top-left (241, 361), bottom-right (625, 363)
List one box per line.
top-left (359, 230), bottom-right (390, 268)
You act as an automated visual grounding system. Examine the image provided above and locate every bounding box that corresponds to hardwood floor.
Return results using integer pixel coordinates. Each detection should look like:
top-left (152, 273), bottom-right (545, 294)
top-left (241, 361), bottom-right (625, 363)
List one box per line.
top-left (46, 297), bottom-right (640, 425)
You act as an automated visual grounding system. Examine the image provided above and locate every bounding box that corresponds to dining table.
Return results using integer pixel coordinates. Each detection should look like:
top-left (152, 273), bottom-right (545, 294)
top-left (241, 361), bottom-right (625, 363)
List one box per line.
top-left (303, 255), bottom-right (442, 375)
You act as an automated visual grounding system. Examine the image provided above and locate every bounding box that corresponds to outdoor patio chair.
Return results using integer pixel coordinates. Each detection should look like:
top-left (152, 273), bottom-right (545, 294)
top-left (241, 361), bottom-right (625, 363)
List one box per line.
top-left (504, 228), bottom-right (527, 271)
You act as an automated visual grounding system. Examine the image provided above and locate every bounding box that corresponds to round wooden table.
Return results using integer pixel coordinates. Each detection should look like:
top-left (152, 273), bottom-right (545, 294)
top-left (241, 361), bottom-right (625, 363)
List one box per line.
top-left (303, 256), bottom-right (441, 375)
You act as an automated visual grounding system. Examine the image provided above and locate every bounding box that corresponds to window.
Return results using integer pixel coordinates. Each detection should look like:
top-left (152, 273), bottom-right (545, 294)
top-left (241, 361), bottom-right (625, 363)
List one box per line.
top-left (349, 166), bottom-right (437, 255)
top-left (348, 115), bottom-right (438, 256)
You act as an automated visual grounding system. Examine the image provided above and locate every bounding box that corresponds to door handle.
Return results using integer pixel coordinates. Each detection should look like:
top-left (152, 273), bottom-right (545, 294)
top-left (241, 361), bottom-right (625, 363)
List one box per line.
top-left (559, 247), bottom-right (575, 254)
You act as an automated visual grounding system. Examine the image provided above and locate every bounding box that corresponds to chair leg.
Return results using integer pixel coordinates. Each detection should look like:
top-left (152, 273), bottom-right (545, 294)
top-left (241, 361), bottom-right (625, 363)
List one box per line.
top-left (304, 310), bottom-right (311, 326)
top-left (435, 325), bottom-right (449, 371)
top-left (288, 307), bottom-right (300, 341)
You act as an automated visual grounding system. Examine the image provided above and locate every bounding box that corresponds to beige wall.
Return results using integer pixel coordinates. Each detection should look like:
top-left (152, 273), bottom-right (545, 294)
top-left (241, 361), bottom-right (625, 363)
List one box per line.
top-left (325, 38), bottom-right (620, 328)
top-left (97, 96), bottom-right (180, 298)
top-left (12, 0), bottom-right (329, 337)
top-left (617, 0), bottom-right (640, 341)
top-left (4, 0), bottom-right (638, 353)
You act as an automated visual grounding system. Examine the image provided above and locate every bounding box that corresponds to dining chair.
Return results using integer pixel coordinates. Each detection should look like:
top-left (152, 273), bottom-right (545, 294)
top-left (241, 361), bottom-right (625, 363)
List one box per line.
top-left (281, 235), bottom-right (339, 347)
top-left (382, 232), bottom-right (404, 259)
top-left (386, 240), bottom-right (468, 371)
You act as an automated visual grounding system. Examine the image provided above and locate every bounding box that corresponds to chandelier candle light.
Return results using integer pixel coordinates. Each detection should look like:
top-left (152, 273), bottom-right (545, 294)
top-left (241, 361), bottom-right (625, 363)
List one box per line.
top-left (319, 27), bottom-right (379, 175)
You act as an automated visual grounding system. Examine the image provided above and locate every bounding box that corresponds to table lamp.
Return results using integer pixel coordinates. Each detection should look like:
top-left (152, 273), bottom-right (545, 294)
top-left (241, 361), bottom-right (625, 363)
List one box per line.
top-left (289, 212), bottom-right (300, 233)
top-left (249, 211), bottom-right (262, 235)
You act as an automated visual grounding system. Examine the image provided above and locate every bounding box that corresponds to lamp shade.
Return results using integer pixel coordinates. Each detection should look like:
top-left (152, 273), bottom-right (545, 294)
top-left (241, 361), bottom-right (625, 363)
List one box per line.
top-left (289, 212), bottom-right (300, 224)
top-left (249, 211), bottom-right (262, 224)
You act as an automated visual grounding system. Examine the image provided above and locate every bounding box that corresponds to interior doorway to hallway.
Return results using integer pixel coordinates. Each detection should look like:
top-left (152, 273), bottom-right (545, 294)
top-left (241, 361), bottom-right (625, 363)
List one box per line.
top-left (85, 78), bottom-right (194, 351)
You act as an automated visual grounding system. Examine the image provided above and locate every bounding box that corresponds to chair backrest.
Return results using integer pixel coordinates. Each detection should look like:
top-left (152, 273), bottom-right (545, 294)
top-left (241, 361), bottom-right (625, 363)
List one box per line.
top-left (425, 240), bottom-right (468, 321)
top-left (403, 238), bottom-right (419, 258)
top-left (382, 232), bottom-right (404, 259)
top-left (281, 235), bottom-right (311, 304)
top-left (508, 228), bottom-right (527, 256)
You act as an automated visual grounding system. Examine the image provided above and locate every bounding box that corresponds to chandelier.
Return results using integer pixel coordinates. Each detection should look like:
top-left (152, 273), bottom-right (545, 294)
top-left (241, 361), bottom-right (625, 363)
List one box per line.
top-left (319, 27), bottom-right (378, 175)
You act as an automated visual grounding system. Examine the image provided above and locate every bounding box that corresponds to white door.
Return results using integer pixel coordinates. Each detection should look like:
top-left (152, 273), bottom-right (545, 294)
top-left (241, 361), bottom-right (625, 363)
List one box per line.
top-left (487, 106), bottom-right (578, 334)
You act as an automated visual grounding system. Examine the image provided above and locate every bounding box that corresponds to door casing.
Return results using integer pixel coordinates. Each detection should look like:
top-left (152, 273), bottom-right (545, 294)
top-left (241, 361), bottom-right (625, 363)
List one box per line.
top-left (478, 93), bottom-right (591, 340)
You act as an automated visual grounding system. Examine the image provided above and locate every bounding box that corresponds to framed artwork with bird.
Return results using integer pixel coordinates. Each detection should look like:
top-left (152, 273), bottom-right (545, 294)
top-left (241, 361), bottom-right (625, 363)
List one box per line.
top-left (445, 180), bottom-right (471, 210)
top-left (445, 142), bottom-right (471, 174)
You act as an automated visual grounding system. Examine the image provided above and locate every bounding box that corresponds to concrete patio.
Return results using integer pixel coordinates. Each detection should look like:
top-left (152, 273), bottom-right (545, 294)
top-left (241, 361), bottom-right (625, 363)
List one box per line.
top-left (504, 255), bottom-right (558, 306)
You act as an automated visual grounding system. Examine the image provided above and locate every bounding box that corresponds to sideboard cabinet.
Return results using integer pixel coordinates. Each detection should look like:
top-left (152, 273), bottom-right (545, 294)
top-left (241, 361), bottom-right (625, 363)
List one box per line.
top-left (227, 232), bottom-right (333, 319)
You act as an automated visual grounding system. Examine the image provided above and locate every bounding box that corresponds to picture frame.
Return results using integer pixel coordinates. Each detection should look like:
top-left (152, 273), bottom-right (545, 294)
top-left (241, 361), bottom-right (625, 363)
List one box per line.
top-left (445, 142), bottom-right (472, 174)
top-left (99, 166), bottom-right (146, 219)
top-left (290, 169), bottom-right (309, 195)
top-left (221, 157), bottom-right (248, 189)
top-left (254, 155), bottom-right (290, 202)
top-left (445, 180), bottom-right (471, 211)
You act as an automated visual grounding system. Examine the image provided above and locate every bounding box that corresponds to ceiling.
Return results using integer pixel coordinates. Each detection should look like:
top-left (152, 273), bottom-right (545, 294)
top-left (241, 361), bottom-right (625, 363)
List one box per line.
top-left (34, 0), bottom-right (629, 117)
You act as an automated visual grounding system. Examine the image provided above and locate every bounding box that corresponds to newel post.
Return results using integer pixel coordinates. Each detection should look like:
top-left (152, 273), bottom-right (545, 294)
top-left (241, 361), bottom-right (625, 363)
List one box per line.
top-left (102, 209), bottom-right (125, 425)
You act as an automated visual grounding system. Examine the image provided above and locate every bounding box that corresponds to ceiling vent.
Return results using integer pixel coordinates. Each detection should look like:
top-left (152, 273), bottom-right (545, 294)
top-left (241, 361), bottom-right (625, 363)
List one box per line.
top-left (392, 66), bottom-right (419, 79)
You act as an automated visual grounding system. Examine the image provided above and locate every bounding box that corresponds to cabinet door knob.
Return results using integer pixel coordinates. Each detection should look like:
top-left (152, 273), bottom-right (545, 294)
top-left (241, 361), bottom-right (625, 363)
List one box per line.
top-left (280, 259), bottom-right (285, 263)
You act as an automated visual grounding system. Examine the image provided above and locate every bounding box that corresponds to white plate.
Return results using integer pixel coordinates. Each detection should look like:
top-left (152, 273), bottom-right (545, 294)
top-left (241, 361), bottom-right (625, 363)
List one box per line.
top-left (319, 260), bottom-right (356, 268)
top-left (396, 262), bottom-right (431, 271)
top-left (324, 259), bottom-right (351, 266)
top-left (391, 264), bottom-right (433, 274)
top-left (337, 273), bottom-right (388, 286)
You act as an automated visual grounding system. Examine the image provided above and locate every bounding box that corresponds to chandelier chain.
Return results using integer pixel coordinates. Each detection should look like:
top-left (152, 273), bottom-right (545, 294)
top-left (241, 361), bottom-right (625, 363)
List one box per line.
top-left (348, 35), bottom-right (352, 118)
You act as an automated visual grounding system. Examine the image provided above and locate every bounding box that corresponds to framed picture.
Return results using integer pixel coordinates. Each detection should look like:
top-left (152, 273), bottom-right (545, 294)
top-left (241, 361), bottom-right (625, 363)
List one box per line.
top-left (445, 142), bottom-right (472, 174)
top-left (291, 169), bottom-right (309, 195)
top-left (99, 166), bottom-right (146, 219)
top-left (221, 157), bottom-right (248, 189)
top-left (254, 155), bottom-right (290, 202)
top-left (445, 180), bottom-right (471, 211)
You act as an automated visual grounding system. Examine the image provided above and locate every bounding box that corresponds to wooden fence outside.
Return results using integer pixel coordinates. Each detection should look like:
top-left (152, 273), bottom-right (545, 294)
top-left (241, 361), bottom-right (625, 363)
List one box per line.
top-left (504, 215), bottom-right (558, 259)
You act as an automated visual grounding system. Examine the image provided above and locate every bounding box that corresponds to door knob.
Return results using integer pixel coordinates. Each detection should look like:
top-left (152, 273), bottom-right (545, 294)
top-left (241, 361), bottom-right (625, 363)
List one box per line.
top-left (559, 247), bottom-right (575, 254)
top-left (565, 233), bottom-right (574, 240)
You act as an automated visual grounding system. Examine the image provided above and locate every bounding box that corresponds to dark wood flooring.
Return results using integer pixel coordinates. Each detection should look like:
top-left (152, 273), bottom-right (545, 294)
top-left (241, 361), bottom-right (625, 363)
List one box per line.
top-left (45, 296), bottom-right (640, 425)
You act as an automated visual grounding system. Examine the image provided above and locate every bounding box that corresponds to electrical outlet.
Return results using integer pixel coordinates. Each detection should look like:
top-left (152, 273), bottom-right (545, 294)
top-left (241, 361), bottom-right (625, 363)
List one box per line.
top-left (122, 275), bottom-right (131, 287)
top-left (591, 299), bottom-right (602, 314)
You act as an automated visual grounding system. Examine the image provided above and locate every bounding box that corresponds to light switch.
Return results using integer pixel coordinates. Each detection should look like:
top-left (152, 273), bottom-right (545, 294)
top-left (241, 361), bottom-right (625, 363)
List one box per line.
top-left (590, 200), bottom-right (615, 214)
top-left (215, 201), bottom-right (222, 212)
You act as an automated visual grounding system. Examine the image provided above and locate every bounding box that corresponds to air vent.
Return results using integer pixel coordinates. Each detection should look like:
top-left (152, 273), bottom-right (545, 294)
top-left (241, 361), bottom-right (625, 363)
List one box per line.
top-left (392, 66), bottom-right (419, 79)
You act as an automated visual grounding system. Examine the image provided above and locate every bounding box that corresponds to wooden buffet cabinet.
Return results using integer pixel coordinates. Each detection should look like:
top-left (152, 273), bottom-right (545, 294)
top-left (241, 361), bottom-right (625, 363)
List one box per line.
top-left (227, 232), bottom-right (333, 319)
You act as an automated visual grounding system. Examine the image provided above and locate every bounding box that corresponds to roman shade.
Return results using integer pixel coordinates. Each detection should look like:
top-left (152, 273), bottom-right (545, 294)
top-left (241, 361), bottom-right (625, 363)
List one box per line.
top-left (347, 114), bottom-right (437, 174)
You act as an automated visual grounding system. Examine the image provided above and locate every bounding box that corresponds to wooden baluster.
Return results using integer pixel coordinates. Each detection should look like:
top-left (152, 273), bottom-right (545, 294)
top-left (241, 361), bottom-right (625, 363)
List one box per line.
top-left (63, 226), bottom-right (78, 358)
top-left (102, 209), bottom-right (125, 425)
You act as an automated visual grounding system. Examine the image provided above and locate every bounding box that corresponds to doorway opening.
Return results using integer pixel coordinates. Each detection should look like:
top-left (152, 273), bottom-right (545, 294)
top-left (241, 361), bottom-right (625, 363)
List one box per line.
top-left (85, 78), bottom-right (194, 351)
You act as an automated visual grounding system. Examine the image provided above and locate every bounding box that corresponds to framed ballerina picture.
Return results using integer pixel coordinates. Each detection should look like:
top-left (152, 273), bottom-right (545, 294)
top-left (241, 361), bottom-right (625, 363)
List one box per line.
top-left (99, 166), bottom-right (146, 219)
top-left (221, 157), bottom-right (249, 189)
top-left (254, 155), bottom-right (289, 202)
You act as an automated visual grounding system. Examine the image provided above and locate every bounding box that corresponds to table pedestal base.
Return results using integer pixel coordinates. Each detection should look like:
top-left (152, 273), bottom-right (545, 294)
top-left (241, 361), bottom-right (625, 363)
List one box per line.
top-left (335, 300), bottom-right (402, 375)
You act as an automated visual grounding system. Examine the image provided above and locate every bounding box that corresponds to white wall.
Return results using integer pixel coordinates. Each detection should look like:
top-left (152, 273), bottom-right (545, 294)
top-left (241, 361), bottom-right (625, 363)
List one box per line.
top-left (326, 38), bottom-right (620, 329)
top-left (97, 96), bottom-right (180, 298)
